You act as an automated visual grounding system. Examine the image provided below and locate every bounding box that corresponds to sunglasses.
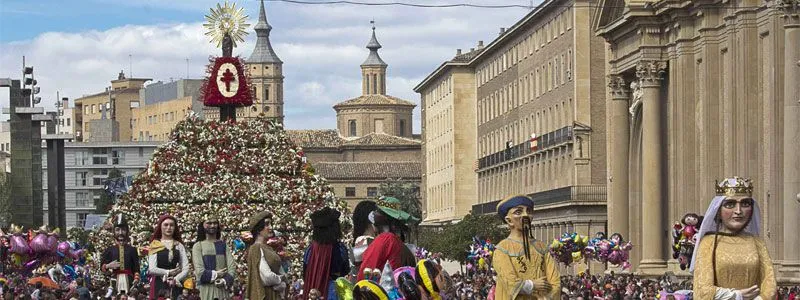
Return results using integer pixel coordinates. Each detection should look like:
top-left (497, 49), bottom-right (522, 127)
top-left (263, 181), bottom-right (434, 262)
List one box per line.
top-left (721, 198), bottom-right (754, 209)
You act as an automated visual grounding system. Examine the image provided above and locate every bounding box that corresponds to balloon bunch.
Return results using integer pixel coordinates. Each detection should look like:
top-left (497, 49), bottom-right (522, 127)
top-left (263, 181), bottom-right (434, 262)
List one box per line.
top-left (549, 232), bottom-right (589, 266)
top-left (671, 213), bottom-right (703, 270)
top-left (466, 236), bottom-right (495, 272)
top-left (2, 225), bottom-right (86, 273)
top-left (583, 232), bottom-right (633, 270)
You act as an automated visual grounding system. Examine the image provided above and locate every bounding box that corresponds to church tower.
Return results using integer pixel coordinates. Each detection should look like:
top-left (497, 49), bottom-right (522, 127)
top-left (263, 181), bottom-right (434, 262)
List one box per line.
top-left (361, 22), bottom-right (387, 95)
top-left (334, 23), bottom-right (415, 138)
top-left (245, 0), bottom-right (284, 124)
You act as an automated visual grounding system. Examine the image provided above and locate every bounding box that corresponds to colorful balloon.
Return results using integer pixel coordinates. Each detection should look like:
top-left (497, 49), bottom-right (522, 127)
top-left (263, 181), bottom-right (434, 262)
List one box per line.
top-left (57, 241), bottom-right (71, 257)
top-left (9, 235), bottom-right (30, 255)
top-left (334, 277), bottom-right (354, 299)
top-left (30, 232), bottom-right (49, 254)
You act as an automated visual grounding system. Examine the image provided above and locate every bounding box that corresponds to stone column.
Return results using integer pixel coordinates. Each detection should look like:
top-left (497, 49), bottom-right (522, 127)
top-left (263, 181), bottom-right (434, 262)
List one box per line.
top-left (607, 75), bottom-right (631, 239)
top-left (780, 0), bottom-right (800, 281)
top-left (637, 61), bottom-right (668, 272)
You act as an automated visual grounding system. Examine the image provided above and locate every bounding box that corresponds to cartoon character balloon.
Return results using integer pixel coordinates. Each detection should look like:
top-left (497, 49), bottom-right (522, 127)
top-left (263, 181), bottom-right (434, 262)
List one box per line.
top-left (671, 213), bottom-right (703, 270)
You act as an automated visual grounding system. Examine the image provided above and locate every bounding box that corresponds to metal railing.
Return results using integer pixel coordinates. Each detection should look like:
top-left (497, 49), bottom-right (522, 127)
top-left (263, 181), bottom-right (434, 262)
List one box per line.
top-left (471, 184), bottom-right (607, 215)
top-left (478, 126), bottom-right (573, 170)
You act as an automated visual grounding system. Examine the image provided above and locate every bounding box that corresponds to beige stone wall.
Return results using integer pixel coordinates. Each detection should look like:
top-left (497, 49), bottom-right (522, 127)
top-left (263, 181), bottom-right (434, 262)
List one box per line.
top-left (245, 61), bottom-right (284, 122)
top-left (327, 178), bottom-right (423, 211)
top-left (131, 96), bottom-right (193, 141)
top-left (336, 107), bottom-right (413, 138)
top-left (361, 66), bottom-right (387, 95)
top-left (326, 181), bottom-right (385, 210)
top-left (418, 67), bottom-right (478, 223)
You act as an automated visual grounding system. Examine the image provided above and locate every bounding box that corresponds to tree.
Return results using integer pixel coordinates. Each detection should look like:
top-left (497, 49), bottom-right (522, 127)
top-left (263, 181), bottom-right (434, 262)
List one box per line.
top-left (417, 213), bottom-right (507, 264)
top-left (95, 168), bottom-right (123, 214)
top-left (378, 178), bottom-right (422, 221)
top-left (378, 178), bottom-right (422, 242)
top-left (0, 171), bottom-right (11, 228)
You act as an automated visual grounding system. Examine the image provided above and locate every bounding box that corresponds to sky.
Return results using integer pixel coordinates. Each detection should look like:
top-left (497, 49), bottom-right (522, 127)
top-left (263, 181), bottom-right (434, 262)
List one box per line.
top-left (0, 0), bottom-right (533, 131)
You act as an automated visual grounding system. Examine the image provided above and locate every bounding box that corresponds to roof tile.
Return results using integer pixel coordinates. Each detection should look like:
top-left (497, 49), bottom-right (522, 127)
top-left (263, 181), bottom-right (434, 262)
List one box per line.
top-left (314, 161), bottom-right (421, 180)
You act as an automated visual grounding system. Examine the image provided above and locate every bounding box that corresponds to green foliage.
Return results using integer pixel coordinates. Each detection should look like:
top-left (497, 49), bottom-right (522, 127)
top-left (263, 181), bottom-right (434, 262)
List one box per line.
top-left (95, 168), bottom-right (123, 214)
top-left (0, 171), bottom-right (10, 227)
top-left (377, 178), bottom-right (422, 222)
top-left (417, 213), bottom-right (507, 264)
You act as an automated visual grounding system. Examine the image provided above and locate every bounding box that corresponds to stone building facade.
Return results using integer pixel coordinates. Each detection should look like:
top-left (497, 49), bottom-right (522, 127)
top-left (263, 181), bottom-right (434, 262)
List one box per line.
top-left (415, 51), bottom-right (479, 224)
top-left (595, 0), bottom-right (799, 280)
top-left (417, 0), bottom-right (609, 257)
top-left (41, 142), bottom-right (158, 227)
top-left (131, 79), bottom-right (204, 141)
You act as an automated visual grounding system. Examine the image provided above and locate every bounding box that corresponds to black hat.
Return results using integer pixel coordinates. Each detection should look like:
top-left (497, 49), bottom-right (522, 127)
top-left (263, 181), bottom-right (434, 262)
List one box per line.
top-left (311, 207), bottom-right (341, 229)
top-left (114, 214), bottom-right (129, 229)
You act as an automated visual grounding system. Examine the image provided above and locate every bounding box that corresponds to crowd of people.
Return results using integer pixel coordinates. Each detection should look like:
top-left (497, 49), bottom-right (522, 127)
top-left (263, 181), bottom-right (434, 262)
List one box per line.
top-left (1, 177), bottom-right (796, 300)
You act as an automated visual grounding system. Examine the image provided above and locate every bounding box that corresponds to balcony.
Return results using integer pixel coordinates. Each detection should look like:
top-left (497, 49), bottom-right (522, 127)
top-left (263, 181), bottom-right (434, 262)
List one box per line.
top-left (471, 184), bottom-right (607, 215)
top-left (478, 126), bottom-right (573, 170)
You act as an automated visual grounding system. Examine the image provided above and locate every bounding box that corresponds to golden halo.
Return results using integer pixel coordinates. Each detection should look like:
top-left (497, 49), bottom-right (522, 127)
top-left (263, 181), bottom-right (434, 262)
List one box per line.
top-left (203, 1), bottom-right (250, 48)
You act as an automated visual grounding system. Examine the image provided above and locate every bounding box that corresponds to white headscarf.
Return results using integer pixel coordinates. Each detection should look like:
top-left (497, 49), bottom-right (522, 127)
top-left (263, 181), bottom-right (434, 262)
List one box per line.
top-left (689, 195), bottom-right (762, 272)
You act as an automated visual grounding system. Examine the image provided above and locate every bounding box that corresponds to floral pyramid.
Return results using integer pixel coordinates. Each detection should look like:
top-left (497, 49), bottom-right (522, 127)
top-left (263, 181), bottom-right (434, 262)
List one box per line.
top-left (89, 113), bottom-right (350, 281)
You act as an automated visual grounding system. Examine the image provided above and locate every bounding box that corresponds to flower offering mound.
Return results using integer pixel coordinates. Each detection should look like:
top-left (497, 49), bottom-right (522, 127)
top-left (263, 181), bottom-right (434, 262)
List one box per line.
top-left (90, 114), bottom-right (350, 282)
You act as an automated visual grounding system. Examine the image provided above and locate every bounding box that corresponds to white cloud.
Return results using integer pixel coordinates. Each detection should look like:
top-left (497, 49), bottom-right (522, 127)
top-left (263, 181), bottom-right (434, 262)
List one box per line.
top-left (0, 2), bottom-right (531, 130)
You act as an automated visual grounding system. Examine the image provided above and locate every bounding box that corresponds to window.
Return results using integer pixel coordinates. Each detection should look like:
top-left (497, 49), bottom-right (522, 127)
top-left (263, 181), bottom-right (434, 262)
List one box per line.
top-left (75, 192), bottom-right (90, 207)
top-left (75, 151), bottom-right (88, 165)
top-left (75, 172), bottom-right (87, 186)
top-left (375, 119), bottom-right (385, 134)
top-left (367, 187), bottom-right (378, 197)
top-left (91, 104), bottom-right (96, 114)
top-left (76, 213), bottom-right (88, 228)
top-left (112, 150), bottom-right (124, 165)
top-left (399, 120), bottom-right (406, 136)
top-left (372, 74), bottom-right (378, 94)
top-left (139, 147), bottom-right (144, 157)
top-left (348, 120), bottom-right (357, 137)
top-left (345, 187), bottom-right (356, 197)
top-left (92, 155), bottom-right (107, 165)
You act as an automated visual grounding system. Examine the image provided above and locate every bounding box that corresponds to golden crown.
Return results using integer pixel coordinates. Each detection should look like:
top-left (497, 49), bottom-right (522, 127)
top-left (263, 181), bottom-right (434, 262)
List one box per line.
top-left (715, 176), bottom-right (754, 197)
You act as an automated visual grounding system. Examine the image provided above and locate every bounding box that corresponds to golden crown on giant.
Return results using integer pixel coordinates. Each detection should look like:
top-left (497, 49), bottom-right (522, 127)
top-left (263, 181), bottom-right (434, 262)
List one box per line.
top-left (715, 176), bottom-right (754, 197)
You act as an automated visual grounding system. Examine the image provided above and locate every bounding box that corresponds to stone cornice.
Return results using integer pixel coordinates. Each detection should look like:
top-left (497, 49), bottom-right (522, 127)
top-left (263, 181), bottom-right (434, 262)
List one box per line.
top-left (636, 61), bottom-right (667, 87)
top-left (608, 75), bottom-right (630, 100)
top-left (777, 0), bottom-right (800, 25)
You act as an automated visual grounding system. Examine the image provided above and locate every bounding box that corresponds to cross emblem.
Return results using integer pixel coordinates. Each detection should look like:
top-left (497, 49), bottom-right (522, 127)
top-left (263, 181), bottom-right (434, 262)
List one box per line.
top-left (220, 68), bottom-right (236, 92)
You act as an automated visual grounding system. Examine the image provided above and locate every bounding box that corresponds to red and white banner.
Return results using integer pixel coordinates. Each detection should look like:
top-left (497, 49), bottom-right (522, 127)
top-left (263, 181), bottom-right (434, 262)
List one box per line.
top-left (530, 133), bottom-right (539, 151)
top-left (201, 56), bottom-right (254, 107)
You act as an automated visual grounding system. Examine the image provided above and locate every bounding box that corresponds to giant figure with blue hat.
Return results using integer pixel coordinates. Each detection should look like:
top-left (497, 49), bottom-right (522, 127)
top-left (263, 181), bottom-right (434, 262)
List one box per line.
top-left (492, 195), bottom-right (560, 299)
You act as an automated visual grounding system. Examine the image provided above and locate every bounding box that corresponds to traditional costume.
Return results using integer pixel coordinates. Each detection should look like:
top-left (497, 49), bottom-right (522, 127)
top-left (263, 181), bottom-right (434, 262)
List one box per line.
top-left (357, 197), bottom-right (418, 282)
top-left (246, 211), bottom-right (285, 300)
top-left (192, 218), bottom-right (235, 300)
top-left (691, 177), bottom-right (776, 300)
top-left (147, 215), bottom-right (189, 300)
top-left (492, 195), bottom-right (560, 300)
top-left (101, 215), bottom-right (141, 296)
top-left (303, 207), bottom-right (350, 299)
